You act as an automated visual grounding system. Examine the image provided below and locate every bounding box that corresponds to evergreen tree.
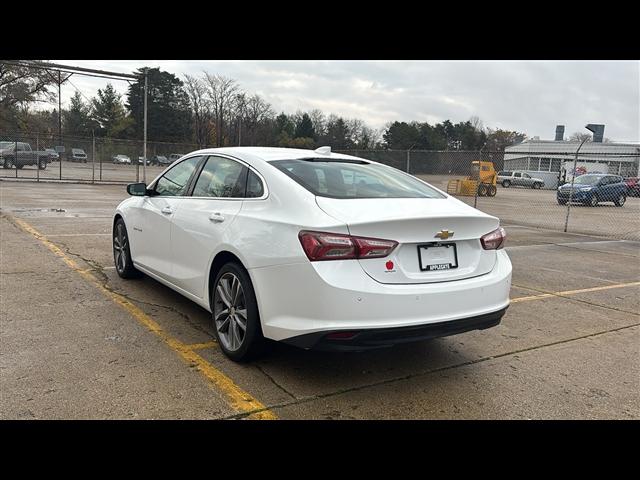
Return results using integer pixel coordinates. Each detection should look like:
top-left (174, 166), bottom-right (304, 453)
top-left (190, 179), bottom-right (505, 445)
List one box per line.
top-left (91, 84), bottom-right (127, 137)
top-left (294, 113), bottom-right (315, 139)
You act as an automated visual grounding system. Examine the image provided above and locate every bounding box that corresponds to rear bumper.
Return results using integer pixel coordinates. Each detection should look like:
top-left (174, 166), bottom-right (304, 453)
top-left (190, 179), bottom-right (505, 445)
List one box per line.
top-left (283, 307), bottom-right (507, 351)
top-left (249, 249), bottom-right (512, 346)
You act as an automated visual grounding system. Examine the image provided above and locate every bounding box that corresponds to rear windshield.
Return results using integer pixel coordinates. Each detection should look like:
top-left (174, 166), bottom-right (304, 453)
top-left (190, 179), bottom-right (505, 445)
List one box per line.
top-left (271, 159), bottom-right (445, 199)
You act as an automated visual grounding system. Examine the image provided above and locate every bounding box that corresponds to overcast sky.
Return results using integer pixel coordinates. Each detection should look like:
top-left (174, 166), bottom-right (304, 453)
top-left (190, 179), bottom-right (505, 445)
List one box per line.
top-left (52, 60), bottom-right (640, 142)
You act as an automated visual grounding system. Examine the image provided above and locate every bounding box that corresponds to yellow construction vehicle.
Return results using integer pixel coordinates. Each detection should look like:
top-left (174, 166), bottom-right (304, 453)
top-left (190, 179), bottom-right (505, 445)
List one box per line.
top-left (447, 160), bottom-right (497, 197)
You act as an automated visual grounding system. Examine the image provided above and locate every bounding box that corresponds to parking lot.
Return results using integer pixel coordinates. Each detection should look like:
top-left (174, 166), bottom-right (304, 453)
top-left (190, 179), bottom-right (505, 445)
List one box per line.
top-left (1, 180), bottom-right (639, 419)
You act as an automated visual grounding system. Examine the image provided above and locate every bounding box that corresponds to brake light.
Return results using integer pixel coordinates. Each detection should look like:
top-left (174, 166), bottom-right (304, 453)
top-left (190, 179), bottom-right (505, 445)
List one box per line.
top-left (480, 227), bottom-right (506, 250)
top-left (298, 230), bottom-right (398, 261)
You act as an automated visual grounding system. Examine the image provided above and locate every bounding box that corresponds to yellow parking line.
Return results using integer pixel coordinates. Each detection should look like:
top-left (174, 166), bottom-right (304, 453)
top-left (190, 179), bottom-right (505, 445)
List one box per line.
top-left (187, 341), bottom-right (218, 351)
top-left (512, 281), bottom-right (640, 303)
top-left (8, 215), bottom-right (277, 420)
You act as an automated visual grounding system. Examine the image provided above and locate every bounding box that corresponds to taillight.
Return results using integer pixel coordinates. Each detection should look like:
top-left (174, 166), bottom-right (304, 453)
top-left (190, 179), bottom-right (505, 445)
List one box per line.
top-left (298, 230), bottom-right (397, 261)
top-left (480, 227), bottom-right (506, 250)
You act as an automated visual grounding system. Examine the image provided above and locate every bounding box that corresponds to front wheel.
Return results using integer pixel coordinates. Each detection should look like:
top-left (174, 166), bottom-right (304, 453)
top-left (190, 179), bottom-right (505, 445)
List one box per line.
top-left (15, 163), bottom-right (23, 170)
top-left (558, 199), bottom-right (567, 205)
top-left (589, 194), bottom-right (599, 207)
top-left (614, 194), bottom-right (626, 207)
top-left (113, 218), bottom-right (141, 279)
top-left (486, 185), bottom-right (497, 197)
top-left (502, 180), bottom-right (511, 188)
top-left (211, 262), bottom-right (265, 362)
top-left (3, 157), bottom-right (13, 169)
top-left (38, 159), bottom-right (47, 170)
top-left (532, 182), bottom-right (542, 189)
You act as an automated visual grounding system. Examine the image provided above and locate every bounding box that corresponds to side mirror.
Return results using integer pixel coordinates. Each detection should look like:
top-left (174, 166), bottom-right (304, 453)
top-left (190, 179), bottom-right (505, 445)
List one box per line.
top-left (127, 182), bottom-right (148, 196)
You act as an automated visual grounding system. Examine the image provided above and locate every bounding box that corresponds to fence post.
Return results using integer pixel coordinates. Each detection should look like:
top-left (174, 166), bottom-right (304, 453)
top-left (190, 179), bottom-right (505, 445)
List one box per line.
top-left (15, 140), bottom-right (18, 178)
top-left (36, 133), bottom-right (39, 182)
top-left (563, 138), bottom-right (588, 232)
top-left (406, 149), bottom-right (410, 173)
top-left (92, 131), bottom-right (96, 184)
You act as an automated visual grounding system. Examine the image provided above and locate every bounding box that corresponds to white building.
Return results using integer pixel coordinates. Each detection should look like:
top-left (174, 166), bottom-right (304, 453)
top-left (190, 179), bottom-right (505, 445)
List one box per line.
top-left (504, 139), bottom-right (640, 177)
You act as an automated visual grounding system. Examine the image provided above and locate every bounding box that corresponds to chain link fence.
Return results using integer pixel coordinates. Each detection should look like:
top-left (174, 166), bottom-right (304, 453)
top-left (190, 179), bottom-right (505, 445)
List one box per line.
top-left (1, 131), bottom-right (639, 240)
top-left (0, 130), bottom-right (203, 184)
top-left (337, 148), bottom-right (640, 241)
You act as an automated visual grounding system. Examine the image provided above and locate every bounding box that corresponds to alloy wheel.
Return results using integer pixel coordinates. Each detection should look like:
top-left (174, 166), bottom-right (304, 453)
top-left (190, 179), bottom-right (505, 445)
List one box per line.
top-left (113, 223), bottom-right (128, 273)
top-left (213, 273), bottom-right (248, 352)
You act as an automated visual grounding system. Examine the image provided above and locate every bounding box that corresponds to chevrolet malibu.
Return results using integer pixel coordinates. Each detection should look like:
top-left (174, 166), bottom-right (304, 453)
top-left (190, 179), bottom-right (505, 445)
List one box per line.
top-left (113, 147), bottom-right (512, 361)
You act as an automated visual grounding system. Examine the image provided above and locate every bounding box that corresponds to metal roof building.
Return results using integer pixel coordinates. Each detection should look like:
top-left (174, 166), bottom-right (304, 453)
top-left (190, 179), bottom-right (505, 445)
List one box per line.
top-left (504, 125), bottom-right (640, 177)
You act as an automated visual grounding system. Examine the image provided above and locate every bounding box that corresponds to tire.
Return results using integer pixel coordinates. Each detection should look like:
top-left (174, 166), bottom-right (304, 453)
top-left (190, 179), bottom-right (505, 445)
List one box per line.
top-left (3, 157), bottom-right (13, 169)
top-left (589, 194), bottom-right (599, 207)
top-left (487, 185), bottom-right (497, 197)
top-left (38, 159), bottom-right (47, 170)
top-left (211, 262), bottom-right (265, 362)
top-left (614, 194), bottom-right (626, 207)
top-left (477, 183), bottom-right (488, 196)
top-left (558, 199), bottom-right (567, 205)
top-left (532, 182), bottom-right (542, 189)
top-left (15, 163), bottom-right (23, 170)
top-left (502, 180), bottom-right (511, 188)
top-left (113, 218), bottom-right (142, 279)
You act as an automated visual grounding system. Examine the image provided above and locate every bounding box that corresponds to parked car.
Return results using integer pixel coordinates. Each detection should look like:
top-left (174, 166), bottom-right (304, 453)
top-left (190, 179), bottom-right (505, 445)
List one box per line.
top-left (68, 148), bottom-right (88, 163)
top-left (137, 157), bottom-right (149, 166)
top-left (557, 174), bottom-right (627, 207)
top-left (0, 141), bottom-right (51, 169)
top-left (497, 170), bottom-right (544, 189)
top-left (45, 148), bottom-right (59, 161)
top-left (112, 154), bottom-right (131, 165)
top-left (168, 154), bottom-right (184, 163)
top-left (151, 155), bottom-right (170, 166)
top-left (624, 177), bottom-right (640, 197)
top-left (113, 147), bottom-right (512, 361)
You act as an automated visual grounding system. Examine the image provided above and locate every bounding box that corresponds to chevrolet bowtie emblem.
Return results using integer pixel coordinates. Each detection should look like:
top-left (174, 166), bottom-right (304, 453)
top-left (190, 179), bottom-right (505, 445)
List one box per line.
top-left (435, 230), bottom-right (454, 240)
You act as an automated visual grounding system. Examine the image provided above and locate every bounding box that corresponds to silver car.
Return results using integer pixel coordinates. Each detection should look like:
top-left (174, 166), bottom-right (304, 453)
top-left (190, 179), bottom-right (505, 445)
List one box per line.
top-left (498, 170), bottom-right (544, 189)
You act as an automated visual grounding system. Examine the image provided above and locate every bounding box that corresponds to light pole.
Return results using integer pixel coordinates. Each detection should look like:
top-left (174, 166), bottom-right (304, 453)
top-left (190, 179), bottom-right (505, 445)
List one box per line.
top-left (563, 124), bottom-right (596, 232)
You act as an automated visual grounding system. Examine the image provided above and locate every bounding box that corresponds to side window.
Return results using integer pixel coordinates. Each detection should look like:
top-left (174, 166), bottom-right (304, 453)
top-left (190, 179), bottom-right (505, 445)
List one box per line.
top-left (154, 156), bottom-right (202, 196)
top-left (246, 170), bottom-right (265, 198)
top-left (514, 172), bottom-right (521, 178)
top-left (192, 156), bottom-right (247, 198)
top-left (523, 173), bottom-right (531, 178)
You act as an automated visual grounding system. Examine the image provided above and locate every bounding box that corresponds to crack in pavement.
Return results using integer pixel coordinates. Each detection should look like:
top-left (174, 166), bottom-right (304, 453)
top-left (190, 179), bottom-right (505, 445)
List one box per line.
top-left (253, 363), bottom-right (297, 400)
top-left (222, 322), bottom-right (640, 420)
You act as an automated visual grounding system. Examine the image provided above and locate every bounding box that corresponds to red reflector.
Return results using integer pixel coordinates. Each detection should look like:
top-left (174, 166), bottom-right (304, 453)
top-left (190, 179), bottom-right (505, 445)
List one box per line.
top-left (326, 331), bottom-right (358, 340)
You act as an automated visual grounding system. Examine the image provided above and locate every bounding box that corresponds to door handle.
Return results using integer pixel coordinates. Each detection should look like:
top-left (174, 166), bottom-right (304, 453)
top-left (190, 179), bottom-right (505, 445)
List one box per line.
top-left (209, 212), bottom-right (225, 223)
top-left (161, 206), bottom-right (173, 215)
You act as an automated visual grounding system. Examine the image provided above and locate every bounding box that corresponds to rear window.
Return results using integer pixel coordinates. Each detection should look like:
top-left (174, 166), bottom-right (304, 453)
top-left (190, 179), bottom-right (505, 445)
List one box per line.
top-left (271, 159), bottom-right (444, 199)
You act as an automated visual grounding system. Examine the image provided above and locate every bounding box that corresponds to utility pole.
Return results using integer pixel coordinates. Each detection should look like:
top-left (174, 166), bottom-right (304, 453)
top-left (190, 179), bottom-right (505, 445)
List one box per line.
top-left (143, 68), bottom-right (148, 183)
top-left (58, 70), bottom-right (62, 180)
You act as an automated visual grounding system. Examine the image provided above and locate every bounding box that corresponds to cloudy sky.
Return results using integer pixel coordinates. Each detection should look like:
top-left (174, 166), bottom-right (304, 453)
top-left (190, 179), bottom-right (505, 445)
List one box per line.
top-left (52, 60), bottom-right (639, 142)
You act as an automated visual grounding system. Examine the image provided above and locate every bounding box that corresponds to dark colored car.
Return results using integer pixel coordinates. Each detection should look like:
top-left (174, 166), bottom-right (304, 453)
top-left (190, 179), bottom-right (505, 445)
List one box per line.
top-left (624, 177), bottom-right (640, 197)
top-left (557, 174), bottom-right (627, 207)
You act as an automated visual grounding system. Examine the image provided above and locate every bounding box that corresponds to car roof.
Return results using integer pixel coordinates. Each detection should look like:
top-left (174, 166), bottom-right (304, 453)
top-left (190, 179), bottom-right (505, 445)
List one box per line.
top-left (184, 146), bottom-right (364, 163)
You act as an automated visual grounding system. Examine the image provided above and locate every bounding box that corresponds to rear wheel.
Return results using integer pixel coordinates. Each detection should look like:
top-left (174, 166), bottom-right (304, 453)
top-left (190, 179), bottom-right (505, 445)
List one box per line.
top-left (614, 194), bottom-right (626, 207)
top-left (3, 157), bottom-right (13, 169)
top-left (15, 163), bottom-right (23, 169)
top-left (38, 159), bottom-right (47, 170)
top-left (477, 183), bottom-right (488, 196)
top-left (558, 199), bottom-right (567, 205)
top-left (113, 218), bottom-right (141, 279)
top-left (532, 182), bottom-right (542, 189)
top-left (502, 180), bottom-right (511, 188)
top-left (211, 262), bottom-right (265, 362)
top-left (486, 185), bottom-right (497, 197)
top-left (589, 194), bottom-right (599, 207)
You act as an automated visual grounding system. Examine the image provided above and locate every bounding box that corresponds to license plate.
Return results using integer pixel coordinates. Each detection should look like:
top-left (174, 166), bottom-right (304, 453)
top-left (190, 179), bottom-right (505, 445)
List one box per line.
top-left (418, 243), bottom-right (458, 271)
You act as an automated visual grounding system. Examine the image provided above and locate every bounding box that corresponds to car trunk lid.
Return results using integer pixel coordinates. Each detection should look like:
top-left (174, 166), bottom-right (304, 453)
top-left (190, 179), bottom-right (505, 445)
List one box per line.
top-left (315, 197), bottom-right (499, 284)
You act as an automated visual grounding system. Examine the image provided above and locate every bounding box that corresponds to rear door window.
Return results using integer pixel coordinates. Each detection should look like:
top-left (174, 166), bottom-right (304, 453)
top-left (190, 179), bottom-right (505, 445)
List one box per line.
top-left (192, 156), bottom-right (247, 198)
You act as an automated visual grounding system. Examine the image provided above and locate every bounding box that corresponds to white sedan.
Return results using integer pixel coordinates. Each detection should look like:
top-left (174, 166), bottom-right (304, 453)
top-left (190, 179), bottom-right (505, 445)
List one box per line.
top-left (113, 147), bottom-right (512, 361)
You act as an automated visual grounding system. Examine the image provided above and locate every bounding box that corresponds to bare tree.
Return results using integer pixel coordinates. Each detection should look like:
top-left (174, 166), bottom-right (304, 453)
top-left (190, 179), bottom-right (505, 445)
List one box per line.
top-left (569, 132), bottom-right (592, 143)
top-left (183, 74), bottom-right (212, 148)
top-left (203, 73), bottom-right (239, 147)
